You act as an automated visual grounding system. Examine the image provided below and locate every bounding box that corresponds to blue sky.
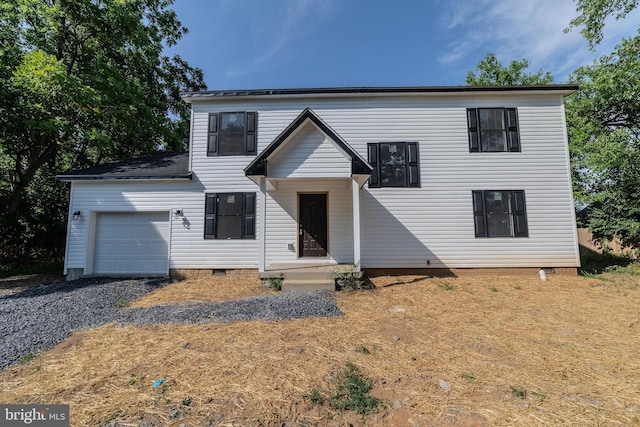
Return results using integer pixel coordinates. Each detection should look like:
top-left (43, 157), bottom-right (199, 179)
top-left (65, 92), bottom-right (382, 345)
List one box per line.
top-left (168, 0), bottom-right (640, 90)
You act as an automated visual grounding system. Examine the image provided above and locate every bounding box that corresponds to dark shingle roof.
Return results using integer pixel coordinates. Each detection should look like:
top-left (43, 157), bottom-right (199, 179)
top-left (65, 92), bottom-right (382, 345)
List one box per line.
top-left (57, 151), bottom-right (191, 181)
top-left (181, 84), bottom-right (579, 101)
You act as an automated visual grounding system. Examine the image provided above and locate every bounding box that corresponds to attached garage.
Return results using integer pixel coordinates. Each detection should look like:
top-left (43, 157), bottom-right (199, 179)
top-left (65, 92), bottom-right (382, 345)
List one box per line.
top-left (92, 212), bottom-right (170, 275)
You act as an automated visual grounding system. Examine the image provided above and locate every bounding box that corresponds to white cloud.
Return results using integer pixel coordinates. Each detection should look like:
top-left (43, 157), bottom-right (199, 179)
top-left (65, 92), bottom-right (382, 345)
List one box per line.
top-left (437, 0), bottom-right (640, 82)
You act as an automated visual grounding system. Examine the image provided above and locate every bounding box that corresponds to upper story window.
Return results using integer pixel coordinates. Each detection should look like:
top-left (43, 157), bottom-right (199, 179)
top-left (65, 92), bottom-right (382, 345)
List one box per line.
top-left (204, 192), bottom-right (255, 239)
top-left (207, 112), bottom-right (257, 156)
top-left (467, 108), bottom-right (520, 153)
top-left (472, 190), bottom-right (528, 238)
top-left (367, 142), bottom-right (420, 188)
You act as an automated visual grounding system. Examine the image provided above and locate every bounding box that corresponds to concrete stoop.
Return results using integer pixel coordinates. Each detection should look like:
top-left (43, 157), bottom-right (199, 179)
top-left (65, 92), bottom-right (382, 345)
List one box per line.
top-left (261, 264), bottom-right (355, 291)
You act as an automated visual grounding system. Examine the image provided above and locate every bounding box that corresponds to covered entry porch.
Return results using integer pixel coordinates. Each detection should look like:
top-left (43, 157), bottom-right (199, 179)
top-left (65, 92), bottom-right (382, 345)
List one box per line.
top-left (244, 108), bottom-right (372, 281)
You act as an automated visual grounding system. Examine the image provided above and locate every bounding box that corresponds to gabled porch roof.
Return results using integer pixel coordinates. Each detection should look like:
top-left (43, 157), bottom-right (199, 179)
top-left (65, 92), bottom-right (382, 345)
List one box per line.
top-left (244, 108), bottom-right (372, 179)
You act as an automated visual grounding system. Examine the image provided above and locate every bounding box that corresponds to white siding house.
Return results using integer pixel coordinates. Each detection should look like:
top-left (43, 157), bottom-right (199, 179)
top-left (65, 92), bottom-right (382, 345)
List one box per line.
top-left (59, 86), bottom-right (581, 279)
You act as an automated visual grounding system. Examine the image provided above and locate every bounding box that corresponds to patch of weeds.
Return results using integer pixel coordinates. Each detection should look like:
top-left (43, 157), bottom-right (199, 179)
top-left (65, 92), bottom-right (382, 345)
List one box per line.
top-left (303, 387), bottom-right (324, 405)
top-left (438, 282), bottom-right (455, 291)
top-left (115, 297), bottom-right (129, 308)
top-left (531, 390), bottom-right (547, 402)
top-left (18, 353), bottom-right (34, 364)
top-left (127, 373), bottom-right (146, 387)
top-left (513, 284), bottom-right (522, 290)
top-left (579, 250), bottom-right (635, 275)
top-left (510, 385), bottom-right (527, 400)
top-left (490, 287), bottom-right (499, 292)
top-left (355, 345), bottom-right (370, 355)
top-left (264, 275), bottom-right (284, 291)
top-left (610, 261), bottom-right (640, 276)
top-left (329, 362), bottom-right (383, 415)
top-left (461, 373), bottom-right (475, 381)
top-left (181, 396), bottom-right (192, 407)
top-left (0, 259), bottom-right (64, 278)
top-left (582, 273), bottom-right (615, 282)
top-left (33, 365), bottom-right (43, 372)
top-left (153, 381), bottom-right (172, 405)
top-left (334, 267), bottom-right (373, 291)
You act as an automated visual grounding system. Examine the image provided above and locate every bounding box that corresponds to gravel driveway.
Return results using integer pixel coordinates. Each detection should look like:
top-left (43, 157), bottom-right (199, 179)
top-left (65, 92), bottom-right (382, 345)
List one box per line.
top-left (0, 277), bottom-right (342, 370)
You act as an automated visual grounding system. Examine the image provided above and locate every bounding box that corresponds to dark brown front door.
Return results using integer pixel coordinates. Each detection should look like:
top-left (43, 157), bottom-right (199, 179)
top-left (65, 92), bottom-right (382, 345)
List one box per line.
top-left (299, 193), bottom-right (327, 257)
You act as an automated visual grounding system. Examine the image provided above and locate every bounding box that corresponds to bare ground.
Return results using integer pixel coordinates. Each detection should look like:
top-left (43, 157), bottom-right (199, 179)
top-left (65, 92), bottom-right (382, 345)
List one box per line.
top-left (1, 272), bottom-right (640, 426)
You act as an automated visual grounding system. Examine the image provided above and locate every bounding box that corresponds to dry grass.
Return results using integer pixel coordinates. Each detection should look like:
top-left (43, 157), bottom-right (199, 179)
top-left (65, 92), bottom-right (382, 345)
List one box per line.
top-left (2, 273), bottom-right (640, 426)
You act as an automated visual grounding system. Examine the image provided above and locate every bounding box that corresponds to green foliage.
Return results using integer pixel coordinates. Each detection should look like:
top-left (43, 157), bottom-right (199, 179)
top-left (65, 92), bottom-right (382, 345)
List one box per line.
top-left (510, 385), bottom-right (527, 400)
top-left (334, 268), bottom-right (373, 291)
top-left (567, 35), bottom-right (640, 248)
top-left (0, 0), bottom-right (205, 263)
top-left (465, 53), bottom-right (554, 86)
top-left (461, 373), bottom-right (475, 381)
top-left (115, 298), bottom-right (129, 308)
top-left (579, 249), bottom-right (635, 274)
top-left (613, 261), bottom-right (640, 275)
top-left (18, 353), bottom-right (34, 364)
top-left (264, 275), bottom-right (283, 291)
top-left (305, 362), bottom-right (383, 416)
top-left (437, 282), bottom-right (455, 291)
top-left (127, 373), bottom-right (145, 387)
top-left (329, 362), bottom-right (382, 415)
top-left (303, 387), bottom-right (324, 405)
top-left (355, 345), bottom-right (371, 355)
top-left (0, 259), bottom-right (63, 278)
top-left (565, 0), bottom-right (639, 48)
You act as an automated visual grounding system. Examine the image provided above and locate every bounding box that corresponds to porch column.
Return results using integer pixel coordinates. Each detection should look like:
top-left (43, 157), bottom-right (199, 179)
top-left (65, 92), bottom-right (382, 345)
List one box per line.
top-left (352, 178), bottom-right (361, 271)
top-left (258, 177), bottom-right (266, 272)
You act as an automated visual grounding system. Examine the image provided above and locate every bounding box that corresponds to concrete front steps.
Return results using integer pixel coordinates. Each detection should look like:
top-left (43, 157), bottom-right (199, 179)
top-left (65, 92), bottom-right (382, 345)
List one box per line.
top-left (260, 264), bottom-right (355, 291)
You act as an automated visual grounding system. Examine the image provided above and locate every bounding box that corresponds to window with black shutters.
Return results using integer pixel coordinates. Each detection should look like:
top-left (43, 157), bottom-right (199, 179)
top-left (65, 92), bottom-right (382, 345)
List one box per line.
top-left (467, 108), bottom-right (520, 152)
top-left (472, 190), bottom-right (528, 238)
top-left (204, 193), bottom-right (255, 239)
top-left (367, 142), bottom-right (420, 188)
top-left (207, 112), bottom-right (257, 156)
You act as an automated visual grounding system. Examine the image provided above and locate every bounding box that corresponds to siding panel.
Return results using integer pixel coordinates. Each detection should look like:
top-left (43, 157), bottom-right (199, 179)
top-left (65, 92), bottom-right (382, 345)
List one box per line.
top-left (65, 92), bottom-right (579, 272)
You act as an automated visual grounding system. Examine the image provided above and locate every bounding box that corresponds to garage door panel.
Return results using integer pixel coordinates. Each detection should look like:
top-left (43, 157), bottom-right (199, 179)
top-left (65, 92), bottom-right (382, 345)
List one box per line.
top-left (94, 212), bottom-right (169, 275)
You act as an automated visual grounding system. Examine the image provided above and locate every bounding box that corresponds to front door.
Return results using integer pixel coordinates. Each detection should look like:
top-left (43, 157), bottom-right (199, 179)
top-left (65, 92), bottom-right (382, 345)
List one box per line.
top-left (299, 193), bottom-right (327, 257)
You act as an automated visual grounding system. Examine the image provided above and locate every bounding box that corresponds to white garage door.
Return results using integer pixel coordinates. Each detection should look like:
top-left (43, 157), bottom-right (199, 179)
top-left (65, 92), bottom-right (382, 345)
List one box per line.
top-left (93, 212), bottom-right (170, 275)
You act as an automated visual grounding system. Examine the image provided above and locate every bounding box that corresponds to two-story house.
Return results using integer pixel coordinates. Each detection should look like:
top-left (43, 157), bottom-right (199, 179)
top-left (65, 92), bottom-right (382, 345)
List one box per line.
top-left (58, 85), bottom-right (581, 282)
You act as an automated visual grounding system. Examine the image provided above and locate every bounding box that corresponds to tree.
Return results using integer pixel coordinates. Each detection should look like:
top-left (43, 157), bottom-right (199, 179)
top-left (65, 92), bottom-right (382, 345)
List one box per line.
top-left (465, 53), bottom-right (554, 86)
top-left (566, 34), bottom-right (640, 247)
top-left (566, 0), bottom-right (639, 48)
top-left (0, 0), bottom-right (205, 262)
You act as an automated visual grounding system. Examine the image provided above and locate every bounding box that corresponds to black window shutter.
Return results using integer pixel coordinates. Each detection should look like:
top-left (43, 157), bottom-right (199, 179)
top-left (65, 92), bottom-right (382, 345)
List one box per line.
top-left (245, 112), bottom-right (257, 155)
top-left (467, 109), bottom-right (479, 152)
top-left (243, 193), bottom-right (256, 239)
top-left (407, 142), bottom-right (420, 187)
top-left (204, 193), bottom-right (217, 239)
top-left (207, 113), bottom-right (219, 156)
top-left (472, 191), bottom-right (487, 237)
top-left (512, 190), bottom-right (528, 237)
top-left (367, 143), bottom-right (380, 188)
top-left (506, 108), bottom-right (520, 152)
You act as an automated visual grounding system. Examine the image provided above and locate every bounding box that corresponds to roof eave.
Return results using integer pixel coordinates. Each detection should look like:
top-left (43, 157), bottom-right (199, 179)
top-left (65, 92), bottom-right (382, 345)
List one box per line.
top-left (57, 173), bottom-right (193, 182)
top-left (181, 85), bottom-right (579, 102)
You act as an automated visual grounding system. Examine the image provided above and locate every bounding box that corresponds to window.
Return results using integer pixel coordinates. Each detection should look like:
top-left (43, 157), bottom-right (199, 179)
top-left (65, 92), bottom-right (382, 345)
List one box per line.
top-left (204, 193), bottom-right (255, 239)
top-left (367, 142), bottom-right (420, 188)
top-left (467, 108), bottom-right (520, 152)
top-left (207, 112), bottom-right (257, 156)
top-left (472, 190), bottom-right (528, 238)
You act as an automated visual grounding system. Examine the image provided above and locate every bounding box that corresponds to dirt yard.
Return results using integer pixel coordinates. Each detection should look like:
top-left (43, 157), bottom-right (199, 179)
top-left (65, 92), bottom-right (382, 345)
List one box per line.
top-left (1, 272), bottom-right (639, 426)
